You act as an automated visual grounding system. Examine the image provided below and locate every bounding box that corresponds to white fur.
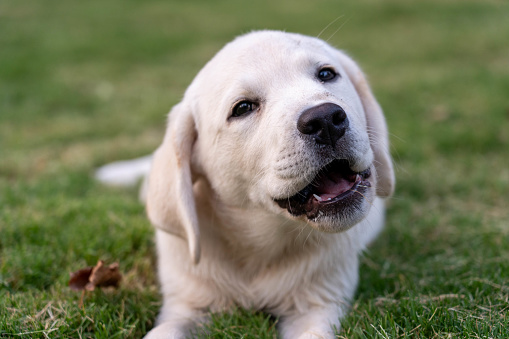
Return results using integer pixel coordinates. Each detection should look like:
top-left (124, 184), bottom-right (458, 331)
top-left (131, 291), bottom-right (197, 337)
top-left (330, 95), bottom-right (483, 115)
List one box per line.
top-left (95, 155), bottom-right (152, 186)
top-left (99, 31), bottom-right (395, 338)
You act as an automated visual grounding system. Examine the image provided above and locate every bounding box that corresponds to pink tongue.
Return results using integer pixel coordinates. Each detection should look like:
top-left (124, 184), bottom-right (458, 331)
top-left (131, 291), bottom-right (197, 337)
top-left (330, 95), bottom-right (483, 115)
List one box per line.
top-left (315, 172), bottom-right (356, 200)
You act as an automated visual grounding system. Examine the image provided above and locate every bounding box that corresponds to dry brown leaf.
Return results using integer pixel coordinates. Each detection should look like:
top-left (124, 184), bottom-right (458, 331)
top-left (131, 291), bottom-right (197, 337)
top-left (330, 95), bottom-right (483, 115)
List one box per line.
top-left (69, 260), bottom-right (122, 291)
top-left (69, 266), bottom-right (94, 291)
top-left (85, 260), bottom-right (122, 291)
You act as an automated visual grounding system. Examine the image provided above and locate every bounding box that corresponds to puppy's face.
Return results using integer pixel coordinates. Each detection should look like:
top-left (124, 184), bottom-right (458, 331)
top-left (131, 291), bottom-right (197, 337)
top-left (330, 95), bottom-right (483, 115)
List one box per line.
top-left (187, 32), bottom-right (380, 232)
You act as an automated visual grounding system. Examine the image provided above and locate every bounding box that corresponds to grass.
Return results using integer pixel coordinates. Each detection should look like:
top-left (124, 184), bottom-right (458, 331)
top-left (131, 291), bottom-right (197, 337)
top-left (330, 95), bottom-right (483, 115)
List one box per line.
top-left (1, 0), bottom-right (508, 337)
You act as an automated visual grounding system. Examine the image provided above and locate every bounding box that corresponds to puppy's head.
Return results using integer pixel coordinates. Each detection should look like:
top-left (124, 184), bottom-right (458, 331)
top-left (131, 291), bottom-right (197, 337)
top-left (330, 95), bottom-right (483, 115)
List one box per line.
top-left (147, 31), bottom-right (395, 263)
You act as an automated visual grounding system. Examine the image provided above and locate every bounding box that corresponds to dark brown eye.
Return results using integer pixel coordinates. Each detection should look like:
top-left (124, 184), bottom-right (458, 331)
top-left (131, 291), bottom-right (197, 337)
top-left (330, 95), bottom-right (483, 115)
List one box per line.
top-left (231, 100), bottom-right (257, 118)
top-left (317, 68), bottom-right (337, 82)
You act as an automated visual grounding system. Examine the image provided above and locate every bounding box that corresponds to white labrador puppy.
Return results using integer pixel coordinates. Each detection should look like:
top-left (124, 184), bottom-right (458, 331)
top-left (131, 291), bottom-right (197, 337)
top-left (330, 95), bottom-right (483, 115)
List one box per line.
top-left (97, 30), bottom-right (394, 339)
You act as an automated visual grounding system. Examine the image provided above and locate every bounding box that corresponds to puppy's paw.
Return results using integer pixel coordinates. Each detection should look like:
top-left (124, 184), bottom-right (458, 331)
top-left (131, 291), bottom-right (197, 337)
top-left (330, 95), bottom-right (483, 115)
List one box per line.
top-left (143, 322), bottom-right (189, 339)
top-left (293, 328), bottom-right (336, 339)
top-left (279, 308), bottom-right (342, 339)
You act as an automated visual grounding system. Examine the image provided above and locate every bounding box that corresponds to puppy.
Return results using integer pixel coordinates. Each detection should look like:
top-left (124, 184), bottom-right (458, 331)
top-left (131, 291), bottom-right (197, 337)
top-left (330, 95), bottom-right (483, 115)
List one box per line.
top-left (98, 30), bottom-right (394, 339)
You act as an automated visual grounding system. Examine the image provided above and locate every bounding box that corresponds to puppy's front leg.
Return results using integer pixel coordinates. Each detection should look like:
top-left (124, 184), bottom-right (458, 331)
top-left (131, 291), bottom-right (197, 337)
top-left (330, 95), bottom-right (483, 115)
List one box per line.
top-left (278, 306), bottom-right (344, 339)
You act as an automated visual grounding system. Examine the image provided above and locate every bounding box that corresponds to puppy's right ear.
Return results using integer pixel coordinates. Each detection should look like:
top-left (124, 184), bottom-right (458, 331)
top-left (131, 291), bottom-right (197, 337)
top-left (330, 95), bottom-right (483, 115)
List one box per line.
top-left (335, 51), bottom-right (395, 197)
top-left (146, 102), bottom-right (200, 264)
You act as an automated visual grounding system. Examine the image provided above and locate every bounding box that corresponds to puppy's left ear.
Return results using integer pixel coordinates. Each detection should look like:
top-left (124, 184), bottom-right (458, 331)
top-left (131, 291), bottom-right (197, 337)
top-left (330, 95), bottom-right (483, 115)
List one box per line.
top-left (336, 52), bottom-right (395, 197)
top-left (146, 101), bottom-right (201, 264)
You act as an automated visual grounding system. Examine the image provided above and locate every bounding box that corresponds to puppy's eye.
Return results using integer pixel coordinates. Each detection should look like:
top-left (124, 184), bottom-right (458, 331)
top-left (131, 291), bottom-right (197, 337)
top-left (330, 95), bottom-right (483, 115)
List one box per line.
top-left (231, 100), bottom-right (258, 118)
top-left (317, 68), bottom-right (337, 82)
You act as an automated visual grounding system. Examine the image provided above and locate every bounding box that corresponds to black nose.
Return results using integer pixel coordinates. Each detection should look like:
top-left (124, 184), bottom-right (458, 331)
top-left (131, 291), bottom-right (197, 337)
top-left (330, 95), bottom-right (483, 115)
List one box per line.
top-left (297, 103), bottom-right (349, 147)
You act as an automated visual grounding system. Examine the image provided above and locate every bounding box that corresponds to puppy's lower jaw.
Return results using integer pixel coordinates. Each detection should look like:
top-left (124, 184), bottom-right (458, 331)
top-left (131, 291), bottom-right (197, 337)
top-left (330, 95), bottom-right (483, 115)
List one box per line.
top-left (274, 159), bottom-right (372, 228)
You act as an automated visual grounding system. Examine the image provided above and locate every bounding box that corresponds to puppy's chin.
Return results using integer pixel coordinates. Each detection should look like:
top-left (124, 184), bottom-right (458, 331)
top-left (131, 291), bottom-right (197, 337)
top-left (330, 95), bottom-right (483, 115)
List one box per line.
top-left (305, 197), bottom-right (373, 233)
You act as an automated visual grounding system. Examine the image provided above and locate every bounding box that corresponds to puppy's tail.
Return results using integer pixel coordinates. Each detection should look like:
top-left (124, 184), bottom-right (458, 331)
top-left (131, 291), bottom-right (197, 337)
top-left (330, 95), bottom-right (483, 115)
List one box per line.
top-left (95, 155), bottom-right (152, 187)
top-left (95, 155), bottom-right (152, 202)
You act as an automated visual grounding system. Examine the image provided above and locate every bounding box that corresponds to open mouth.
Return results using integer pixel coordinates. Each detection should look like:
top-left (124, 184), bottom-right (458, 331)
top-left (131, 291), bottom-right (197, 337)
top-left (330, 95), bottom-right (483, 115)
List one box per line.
top-left (275, 159), bottom-right (371, 220)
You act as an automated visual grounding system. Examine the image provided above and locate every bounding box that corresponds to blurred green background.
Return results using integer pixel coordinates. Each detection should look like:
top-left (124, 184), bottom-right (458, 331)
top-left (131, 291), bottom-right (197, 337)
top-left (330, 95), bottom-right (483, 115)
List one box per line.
top-left (1, 0), bottom-right (508, 338)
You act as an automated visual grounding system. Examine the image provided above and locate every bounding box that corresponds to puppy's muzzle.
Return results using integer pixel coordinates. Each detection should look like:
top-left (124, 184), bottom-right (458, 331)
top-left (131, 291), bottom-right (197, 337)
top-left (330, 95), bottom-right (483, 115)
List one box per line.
top-left (297, 103), bottom-right (349, 147)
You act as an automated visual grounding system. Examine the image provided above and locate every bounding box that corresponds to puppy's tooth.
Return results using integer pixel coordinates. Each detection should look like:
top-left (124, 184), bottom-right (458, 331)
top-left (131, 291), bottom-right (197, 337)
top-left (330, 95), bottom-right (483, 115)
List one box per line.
top-left (312, 194), bottom-right (323, 202)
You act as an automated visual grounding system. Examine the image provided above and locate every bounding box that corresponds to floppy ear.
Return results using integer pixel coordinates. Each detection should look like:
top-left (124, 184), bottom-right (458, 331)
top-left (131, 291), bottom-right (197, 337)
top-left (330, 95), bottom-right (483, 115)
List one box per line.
top-left (146, 101), bottom-right (201, 264)
top-left (336, 52), bottom-right (395, 197)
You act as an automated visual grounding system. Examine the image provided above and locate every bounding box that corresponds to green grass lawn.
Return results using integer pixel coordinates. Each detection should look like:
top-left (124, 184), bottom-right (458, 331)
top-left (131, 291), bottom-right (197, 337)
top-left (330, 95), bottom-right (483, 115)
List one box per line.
top-left (1, 0), bottom-right (508, 338)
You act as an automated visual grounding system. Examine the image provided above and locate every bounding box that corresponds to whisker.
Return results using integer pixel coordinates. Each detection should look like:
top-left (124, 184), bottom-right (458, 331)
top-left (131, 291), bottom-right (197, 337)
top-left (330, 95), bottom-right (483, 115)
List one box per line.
top-left (326, 17), bottom-right (352, 43)
top-left (295, 223), bottom-right (308, 245)
top-left (303, 224), bottom-right (315, 247)
top-left (317, 15), bottom-right (345, 39)
top-left (349, 189), bottom-right (374, 207)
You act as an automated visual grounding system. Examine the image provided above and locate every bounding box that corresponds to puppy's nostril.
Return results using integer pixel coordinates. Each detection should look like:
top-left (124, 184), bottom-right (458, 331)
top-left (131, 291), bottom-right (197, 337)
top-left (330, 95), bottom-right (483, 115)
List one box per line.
top-left (332, 113), bottom-right (341, 126)
top-left (307, 121), bottom-right (321, 134)
top-left (332, 109), bottom-right (346, 126)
